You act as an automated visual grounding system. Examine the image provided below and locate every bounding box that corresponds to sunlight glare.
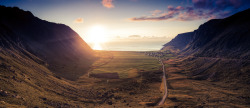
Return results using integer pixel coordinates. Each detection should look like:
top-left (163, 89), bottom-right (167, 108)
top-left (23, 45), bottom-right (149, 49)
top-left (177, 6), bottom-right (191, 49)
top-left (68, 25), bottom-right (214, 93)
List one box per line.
top-left (93, 42), bottom-right (102, 50)
top-left (86, 25), bottom-right (108, 50)
top-left (87, 25), bottom-right (107, 43)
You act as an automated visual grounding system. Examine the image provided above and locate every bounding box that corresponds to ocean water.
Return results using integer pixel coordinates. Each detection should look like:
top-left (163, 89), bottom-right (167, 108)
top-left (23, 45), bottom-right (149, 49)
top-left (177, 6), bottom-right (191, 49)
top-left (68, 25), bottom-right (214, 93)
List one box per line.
top-left (89, 40), bottom-right (168, 51)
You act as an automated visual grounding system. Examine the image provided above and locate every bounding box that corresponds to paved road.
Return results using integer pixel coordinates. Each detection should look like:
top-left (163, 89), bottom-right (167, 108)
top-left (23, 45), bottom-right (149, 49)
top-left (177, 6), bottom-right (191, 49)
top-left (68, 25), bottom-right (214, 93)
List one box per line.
top-left (157, 59), bottom-right (168, 105)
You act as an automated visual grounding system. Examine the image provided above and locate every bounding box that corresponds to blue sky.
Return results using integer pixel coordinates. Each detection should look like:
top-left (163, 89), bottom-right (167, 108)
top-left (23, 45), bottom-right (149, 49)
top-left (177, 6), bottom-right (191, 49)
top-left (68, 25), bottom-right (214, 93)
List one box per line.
top-left (0, 0), bottom-right (249, 50)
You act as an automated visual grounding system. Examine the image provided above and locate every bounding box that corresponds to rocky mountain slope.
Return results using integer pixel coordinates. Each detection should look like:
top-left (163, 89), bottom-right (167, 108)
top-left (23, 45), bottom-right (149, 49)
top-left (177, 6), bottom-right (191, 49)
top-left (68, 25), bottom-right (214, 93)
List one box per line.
top-left (161, 32), bottom-right (194, 52)
top-left (161, 9), bottom-right (250, 107)
top-left (0, 6), bottom-right (98, 107)
top-left (0, 6), bottom-right (95, 80)
top-left (162, 8), bottom-right (250, 59)
top-left (162, 8), bottom-right (250, 87)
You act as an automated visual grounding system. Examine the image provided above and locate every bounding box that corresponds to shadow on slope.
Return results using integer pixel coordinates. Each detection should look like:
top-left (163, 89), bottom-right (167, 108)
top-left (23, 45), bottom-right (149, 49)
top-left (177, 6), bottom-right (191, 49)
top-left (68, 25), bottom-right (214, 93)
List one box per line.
top-left (0, 6), bottom-right (96, 80)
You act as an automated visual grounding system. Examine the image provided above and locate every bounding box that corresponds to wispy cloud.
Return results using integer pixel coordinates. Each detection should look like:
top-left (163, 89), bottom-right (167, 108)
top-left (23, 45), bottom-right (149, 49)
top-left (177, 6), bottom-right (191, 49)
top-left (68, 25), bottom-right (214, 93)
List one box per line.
top-left (150, 10), bottom-right (162, 16)
top-left (102, 0), bottom-right (114, 8)
top-left (128, 35), bottom-right (141, 38)
top-left (74, 18), bottom-right (84, 23)
top-left (113, 35), bottom-right (169, 41)
top-left (130, 6), bottom-right (185, 21)
top-left (130, 0), bottom-right (248, 21)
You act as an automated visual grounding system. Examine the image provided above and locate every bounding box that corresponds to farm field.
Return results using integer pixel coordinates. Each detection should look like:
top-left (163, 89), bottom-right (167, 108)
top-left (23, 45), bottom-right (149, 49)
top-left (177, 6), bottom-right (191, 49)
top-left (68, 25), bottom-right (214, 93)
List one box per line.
top-left (89, 51), bottom-right (161, 79)
top-left (75, 51), bottom-right (166, 107)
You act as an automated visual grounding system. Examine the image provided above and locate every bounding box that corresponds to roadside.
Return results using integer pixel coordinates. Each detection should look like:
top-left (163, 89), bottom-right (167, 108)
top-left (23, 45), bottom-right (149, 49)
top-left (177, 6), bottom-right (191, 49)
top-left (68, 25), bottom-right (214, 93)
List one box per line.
top-left (157, 59), bottom-right (168, 105)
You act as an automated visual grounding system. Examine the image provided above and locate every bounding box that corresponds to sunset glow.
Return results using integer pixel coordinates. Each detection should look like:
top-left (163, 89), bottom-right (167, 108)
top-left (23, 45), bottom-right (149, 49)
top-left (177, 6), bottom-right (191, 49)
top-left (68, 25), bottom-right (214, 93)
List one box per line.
top-left (1, 0), bottom-right (250, 107)
top-left (86, 25), bottom-right (107, 50)
top-left (93, 43), bottom-right (102, 50)
top-left (87, 25), bottom-right (107, 43)
top-left (4, 0), bottom-right (249, 51)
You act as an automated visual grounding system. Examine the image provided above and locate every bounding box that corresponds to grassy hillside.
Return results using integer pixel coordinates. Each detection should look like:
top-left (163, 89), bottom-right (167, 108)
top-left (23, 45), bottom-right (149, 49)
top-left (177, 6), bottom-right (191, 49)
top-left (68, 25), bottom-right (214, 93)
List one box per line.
top-left (162, 57), bottom-right (250, 107)
top-left (0, 49), bottom-right (168, 107)
top-left (0, 6), bottom-right (95, 107)
top-left (0, 47), bottom-right (82, 107)
top-left (160, 9), bottom-right (250, 107)
top-left (0, 6), bottom-right (95, 80)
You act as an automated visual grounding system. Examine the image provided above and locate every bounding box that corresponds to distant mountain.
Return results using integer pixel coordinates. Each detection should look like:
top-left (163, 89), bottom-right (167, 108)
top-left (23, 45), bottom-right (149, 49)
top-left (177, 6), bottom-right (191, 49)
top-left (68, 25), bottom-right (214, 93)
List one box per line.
top-left (161, 32), bottom-right (194, 53)
top-left (162, 8), bottom-right (250, 59)
top-left (0, 6), bottom-right (95, 80)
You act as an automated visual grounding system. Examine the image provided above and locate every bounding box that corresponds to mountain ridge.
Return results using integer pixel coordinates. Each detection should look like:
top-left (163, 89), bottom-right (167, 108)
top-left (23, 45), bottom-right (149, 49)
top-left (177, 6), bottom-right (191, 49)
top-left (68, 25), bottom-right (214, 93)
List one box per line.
top-left (162, 8), bottom-right (250, 59)
top-left (0, 6), bottom-right (95, 80)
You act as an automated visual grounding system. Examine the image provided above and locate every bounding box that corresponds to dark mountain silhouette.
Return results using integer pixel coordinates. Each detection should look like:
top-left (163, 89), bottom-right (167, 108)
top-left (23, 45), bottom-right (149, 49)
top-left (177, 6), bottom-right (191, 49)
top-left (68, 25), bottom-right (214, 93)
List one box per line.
top-left (162, 8), bottom-right (250, 59)
top-left (162, 9), bottom-right (250, 86)
top-left (161, 32), bottom-right (194, 52)
top-left (0, 6), bottom-right (100, 107)
top-left (161, 9), bottom-right (250, 107)
top-left (0, 6), bottom-right (95, 80)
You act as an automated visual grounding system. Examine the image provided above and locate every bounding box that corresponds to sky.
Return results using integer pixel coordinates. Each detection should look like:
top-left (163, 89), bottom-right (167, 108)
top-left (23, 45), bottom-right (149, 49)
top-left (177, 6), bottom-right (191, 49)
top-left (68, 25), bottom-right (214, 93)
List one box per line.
top-left (0, 0), bottom-right (249, 51)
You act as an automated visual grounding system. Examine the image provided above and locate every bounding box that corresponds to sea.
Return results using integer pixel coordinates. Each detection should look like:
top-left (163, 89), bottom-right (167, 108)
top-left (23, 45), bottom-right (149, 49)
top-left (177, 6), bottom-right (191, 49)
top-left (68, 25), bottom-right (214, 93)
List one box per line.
top-left (88, 40), bottom-right (168, 51)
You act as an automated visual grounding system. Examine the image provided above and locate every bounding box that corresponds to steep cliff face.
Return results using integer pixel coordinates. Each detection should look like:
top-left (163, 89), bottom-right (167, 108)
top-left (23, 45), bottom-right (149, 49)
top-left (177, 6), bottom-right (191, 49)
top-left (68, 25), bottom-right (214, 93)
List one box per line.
top-left (162, 9), bottom-right (250, 59)
top-left (161, 32), bottom-right (194, 52)
top-left (161, 9), bottom-right (250, 86)
top-left (0, 6), bottom-right (95, 80)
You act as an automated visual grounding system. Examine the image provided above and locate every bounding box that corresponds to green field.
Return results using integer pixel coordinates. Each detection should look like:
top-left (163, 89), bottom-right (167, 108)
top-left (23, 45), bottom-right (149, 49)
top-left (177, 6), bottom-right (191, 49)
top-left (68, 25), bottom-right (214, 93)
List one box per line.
top-left (90, 51), bottom-right (161, 79)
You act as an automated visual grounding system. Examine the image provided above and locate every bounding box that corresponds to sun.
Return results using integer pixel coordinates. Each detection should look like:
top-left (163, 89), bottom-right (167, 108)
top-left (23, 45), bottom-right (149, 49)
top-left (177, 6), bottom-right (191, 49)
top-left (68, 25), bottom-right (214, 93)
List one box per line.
top-left (88, 25), bottom-right (107, 43)
top-left (87, 25), bottom-right (107, 50)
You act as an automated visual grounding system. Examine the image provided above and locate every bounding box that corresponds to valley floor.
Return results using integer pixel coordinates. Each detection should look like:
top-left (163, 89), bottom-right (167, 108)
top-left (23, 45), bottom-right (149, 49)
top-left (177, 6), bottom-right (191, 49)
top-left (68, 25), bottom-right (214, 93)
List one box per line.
top-left (1, 50), bottom-right (249, 107)
top-left (0, 51), bottom-right (165, 107)
top-left (75, 51), bottom-right (164, 107)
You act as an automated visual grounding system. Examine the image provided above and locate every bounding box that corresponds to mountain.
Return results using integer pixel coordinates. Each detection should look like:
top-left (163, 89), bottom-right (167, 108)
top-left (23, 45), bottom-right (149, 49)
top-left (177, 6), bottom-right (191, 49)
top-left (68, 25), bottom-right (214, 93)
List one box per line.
top-left (162, 8), bottom-right (250, 59)
top-left (0, 6), bottom-right (99, 107)
top-left (0, 6), bottom-right (95, 80)
top-left (162, 9), bottom-right (250, 84)
top-left (161, 32), bottom-right (194, 53)
top-left (161, 9), bottom-right (250, 107)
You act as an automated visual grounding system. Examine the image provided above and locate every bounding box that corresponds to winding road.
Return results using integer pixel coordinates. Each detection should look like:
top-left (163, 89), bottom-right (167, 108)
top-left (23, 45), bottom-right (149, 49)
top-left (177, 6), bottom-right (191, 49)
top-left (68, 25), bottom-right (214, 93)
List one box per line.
top-left (157, 59), bottom-right (168, 105)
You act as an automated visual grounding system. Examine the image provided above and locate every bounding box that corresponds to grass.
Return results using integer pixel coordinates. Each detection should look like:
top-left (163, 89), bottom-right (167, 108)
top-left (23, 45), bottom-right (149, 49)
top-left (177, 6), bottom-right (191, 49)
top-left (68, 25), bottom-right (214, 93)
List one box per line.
top-left (79, 51), bottom-right (165, 107)
top-left (90, 51), bottom-right (161, 79)
top-left (0, 49), bottom-right (166, 107)
top-left (2, 47), bottom-right (249, 107)
top-left (162, 57), bottom-right (250, 107)
top-left (0, 48), bottom-right (87, 107)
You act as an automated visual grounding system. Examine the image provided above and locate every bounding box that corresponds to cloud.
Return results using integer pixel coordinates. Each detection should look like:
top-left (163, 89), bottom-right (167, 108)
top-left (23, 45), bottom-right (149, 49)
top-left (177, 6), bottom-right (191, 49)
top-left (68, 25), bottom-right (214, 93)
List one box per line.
top-left (111, 35), bottom-right (169, 42)
top-left (130, 14), bottom-right (174, 21)
top-left (102, 0), bottom-right (114, 8)
top-left (74, 18), bottom-right (84, 23)
top-left (130, 5), bottom-right (185, 21)
top-left (128, 35), bottom-right (141, 38)
top-left (151, 10), bottom-right (162, 16)
top-left (130, 0), bottom-right (248, 21)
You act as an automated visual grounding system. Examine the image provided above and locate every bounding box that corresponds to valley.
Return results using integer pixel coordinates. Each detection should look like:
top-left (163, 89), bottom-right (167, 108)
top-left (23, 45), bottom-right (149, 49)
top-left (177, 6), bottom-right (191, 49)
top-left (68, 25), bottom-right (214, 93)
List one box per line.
top-left (76, 51), bottom-right (165, 107)
top-left (0, 4), bottom-right (250, 108)
top-left (0, 50), bottom-right (168, 107)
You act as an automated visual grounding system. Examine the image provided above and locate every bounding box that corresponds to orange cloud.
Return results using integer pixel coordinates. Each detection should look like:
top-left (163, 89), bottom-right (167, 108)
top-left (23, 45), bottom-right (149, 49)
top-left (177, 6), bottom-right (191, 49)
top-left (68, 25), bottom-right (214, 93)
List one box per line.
top-left (74, 18), bottom-right (84, 23)
top-left (102, 0), bottom-right (114, 8)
